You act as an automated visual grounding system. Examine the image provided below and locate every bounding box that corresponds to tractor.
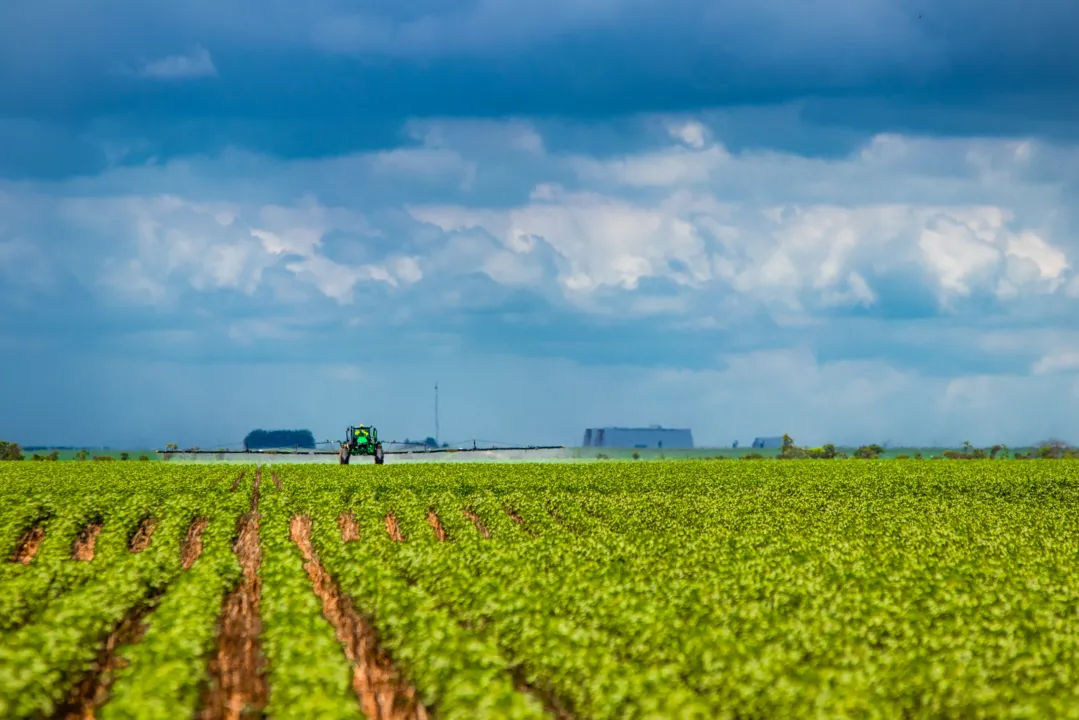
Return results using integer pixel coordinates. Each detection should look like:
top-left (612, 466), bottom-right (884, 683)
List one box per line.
top-left (339, 425), bottom-right (385, 465)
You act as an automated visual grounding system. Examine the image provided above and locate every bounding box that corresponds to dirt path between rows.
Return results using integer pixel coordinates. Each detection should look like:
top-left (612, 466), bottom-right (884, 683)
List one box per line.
top-left (338, 513), bottom-right (360, 542)
top-left (57, 596), bottom-right (160, 719)
top-left (128, 518), bottom-right (158, 553)
top-left (72, 522), bottom-right (103, 562)
top-left (11, 524), bottom-right (45, 564)
top-left (426, 512), bottom-right (447, 542)
top-left (385, 513), bottom-right (404, 542)
top-left (198, 470), bottom-right (267, 720)
top-left (503, 507), bottom-right (537, 537)
top-left (290, 515), bottom-right (428, 720)
top-left (464, 509), bottom-right (491, 539)
top-left (181, 518), bottom-right (210, 570)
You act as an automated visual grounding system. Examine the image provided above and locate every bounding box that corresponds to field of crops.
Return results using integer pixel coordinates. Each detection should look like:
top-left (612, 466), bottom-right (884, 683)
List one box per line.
top-left (2, 460), bottom-right (1079, 718)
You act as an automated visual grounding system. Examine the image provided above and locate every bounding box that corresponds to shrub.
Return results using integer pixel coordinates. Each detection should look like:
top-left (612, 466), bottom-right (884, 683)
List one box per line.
top-left (139, 455), bottom-right (150, 461)
top-left (632, 451), bottom-right (640, 460)
top-left (854, 444), bottom-right (884, 459)
top-left (120, 452), bottom-right (130, 461)
top-left (741, 452), bottom-right (765, 460)
top-left (0, 441), bottom-right (25, 461)
top-left (806, 444), bottom-right (838, 459)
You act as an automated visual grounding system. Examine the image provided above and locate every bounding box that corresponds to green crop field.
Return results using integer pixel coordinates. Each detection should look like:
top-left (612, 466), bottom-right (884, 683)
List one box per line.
top-left (1, 461), bottom-right (1079, 718)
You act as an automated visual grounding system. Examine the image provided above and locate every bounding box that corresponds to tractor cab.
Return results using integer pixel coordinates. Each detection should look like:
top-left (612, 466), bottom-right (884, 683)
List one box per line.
top-left (350, 425), bottom-right (376, 446)
top-left (340, 425), bottom-right (384, 465)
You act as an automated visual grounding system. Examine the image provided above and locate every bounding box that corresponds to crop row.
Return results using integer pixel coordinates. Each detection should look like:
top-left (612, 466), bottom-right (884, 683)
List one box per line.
top-left (2, 460), bottom-right (1079, 718)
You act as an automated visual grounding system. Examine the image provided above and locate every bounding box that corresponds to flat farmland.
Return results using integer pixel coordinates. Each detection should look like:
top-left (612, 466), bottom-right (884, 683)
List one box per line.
top-left (2, 460), bottom-right (1079, 718)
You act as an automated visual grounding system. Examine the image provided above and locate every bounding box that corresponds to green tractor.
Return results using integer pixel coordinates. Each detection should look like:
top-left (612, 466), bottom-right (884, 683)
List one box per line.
top-left (339, 425), bottom-right (385, 465)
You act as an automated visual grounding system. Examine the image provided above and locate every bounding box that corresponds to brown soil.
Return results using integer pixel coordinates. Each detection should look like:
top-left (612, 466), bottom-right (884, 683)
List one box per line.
top-left (270, 472), bottom-right (282, 491)
top-left (57, 597), bottom-right (158, 719)
top-left (229, 471), bottom-right (246, 493)
top-left (504, 507), bottom-right (537, 537)
top-left (426, 512), bottom-right (447, 542)
top-left (11, 524), bottom-right (45, 564)
top-left (464, 510), bottom-right (491, 539)
top-left (249, 469), bottom-right (261, 512)
top-left (128, 517), bottom-right (158, 553)
top-left (338, 513), bottom-right (360, 542)
top-left (197, 509), bottom-right (267, 720)
top-left (290, 515), bottom-right (428, 720)
top-left (72, 522), bottom-right (104, 562)
top-left (181, 518), bottom-right (210, 570)
top-left (384, 513), bottom-right (404, 542)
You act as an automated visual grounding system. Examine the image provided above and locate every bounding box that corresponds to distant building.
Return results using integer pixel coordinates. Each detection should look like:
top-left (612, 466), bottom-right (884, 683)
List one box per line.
top-left (582, 426), bottom-right (694, 449)
top-left (752, 436), bottom-right (783, 449)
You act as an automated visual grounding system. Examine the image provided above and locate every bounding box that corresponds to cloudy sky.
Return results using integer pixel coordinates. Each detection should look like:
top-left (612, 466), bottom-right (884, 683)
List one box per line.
top-left (2, 0), bottom-right (1078, 449)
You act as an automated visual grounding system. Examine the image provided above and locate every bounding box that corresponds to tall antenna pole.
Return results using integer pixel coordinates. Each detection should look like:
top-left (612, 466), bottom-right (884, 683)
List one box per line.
top-left (434, 381), bottom-right (439, 446)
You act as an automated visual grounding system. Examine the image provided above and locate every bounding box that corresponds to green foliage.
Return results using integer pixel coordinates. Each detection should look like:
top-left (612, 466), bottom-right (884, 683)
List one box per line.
top-left (4, 460), bottom-right (1079, 718)
top-left (854, 444), bottom-right (884, 459)
top-left (0, 465), bottom-right (247, 717)
top-left (778, 437), bottom-right (837, 460)
top-left (256, 484), bottom-right (358, 719)
top-left (0, 441), bottom-right (24, 461)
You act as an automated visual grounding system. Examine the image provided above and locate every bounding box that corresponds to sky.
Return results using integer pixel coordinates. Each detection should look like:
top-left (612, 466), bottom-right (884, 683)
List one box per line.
top-left (2, 0), bottom-right (1078, 449)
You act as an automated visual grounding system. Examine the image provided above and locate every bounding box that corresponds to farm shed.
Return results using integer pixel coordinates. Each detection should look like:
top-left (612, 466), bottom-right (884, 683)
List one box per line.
top-left (582, 426), bottom-right (694, 449)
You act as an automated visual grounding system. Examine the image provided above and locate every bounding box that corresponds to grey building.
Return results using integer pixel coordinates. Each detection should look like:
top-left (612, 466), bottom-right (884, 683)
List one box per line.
top-left (751, 436), bottom-right (784, 449)
top-left (582, 425), bottom-right (694, 449)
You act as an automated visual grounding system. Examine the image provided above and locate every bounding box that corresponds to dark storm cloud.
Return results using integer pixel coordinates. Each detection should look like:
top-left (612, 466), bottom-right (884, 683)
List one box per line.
top-left (0, 0), bottom-right (1075, 176)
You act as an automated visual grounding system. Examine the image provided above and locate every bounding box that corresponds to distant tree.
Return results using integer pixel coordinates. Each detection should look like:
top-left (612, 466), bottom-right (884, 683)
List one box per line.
top-left (0, 441), bottom-right (24, 461)
top-left (806, 444), bottom-right (838, 460)
top-left (778, 434), bottom-right (812, 460)
top-left (424, 437), bottom-right (439, 449)
top-left (73, 449), bottom-right (89, 461)
top-left (632, 451), bottom-right (640, 460)
top-left (139, 455), bottom-right (150, 461)
top-left (854, 444), bottom-right (884, 459)
top-left (243, 430), bottom-right (316, 450)
top-left (120, 452), bottom-right (130, 461)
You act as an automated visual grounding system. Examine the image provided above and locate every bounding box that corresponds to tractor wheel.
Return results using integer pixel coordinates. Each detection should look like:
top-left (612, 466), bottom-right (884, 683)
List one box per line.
top-left (339, 446), bottom-right (350, 465)
top-left (374, 445), bottom-right (385, 465)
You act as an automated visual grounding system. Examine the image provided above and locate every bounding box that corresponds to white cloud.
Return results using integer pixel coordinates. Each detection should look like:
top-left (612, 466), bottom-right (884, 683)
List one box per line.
top-left (572, 145), bottom-right (731, 187)
top-left (668, 120), bottom-right (709, 149)
top-left (1032, 352), bottom-right (1079, 375)
top-left (5, 117), bottom-right (1078, 328)
top-left (139, 45), bottom-right (218, 80)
